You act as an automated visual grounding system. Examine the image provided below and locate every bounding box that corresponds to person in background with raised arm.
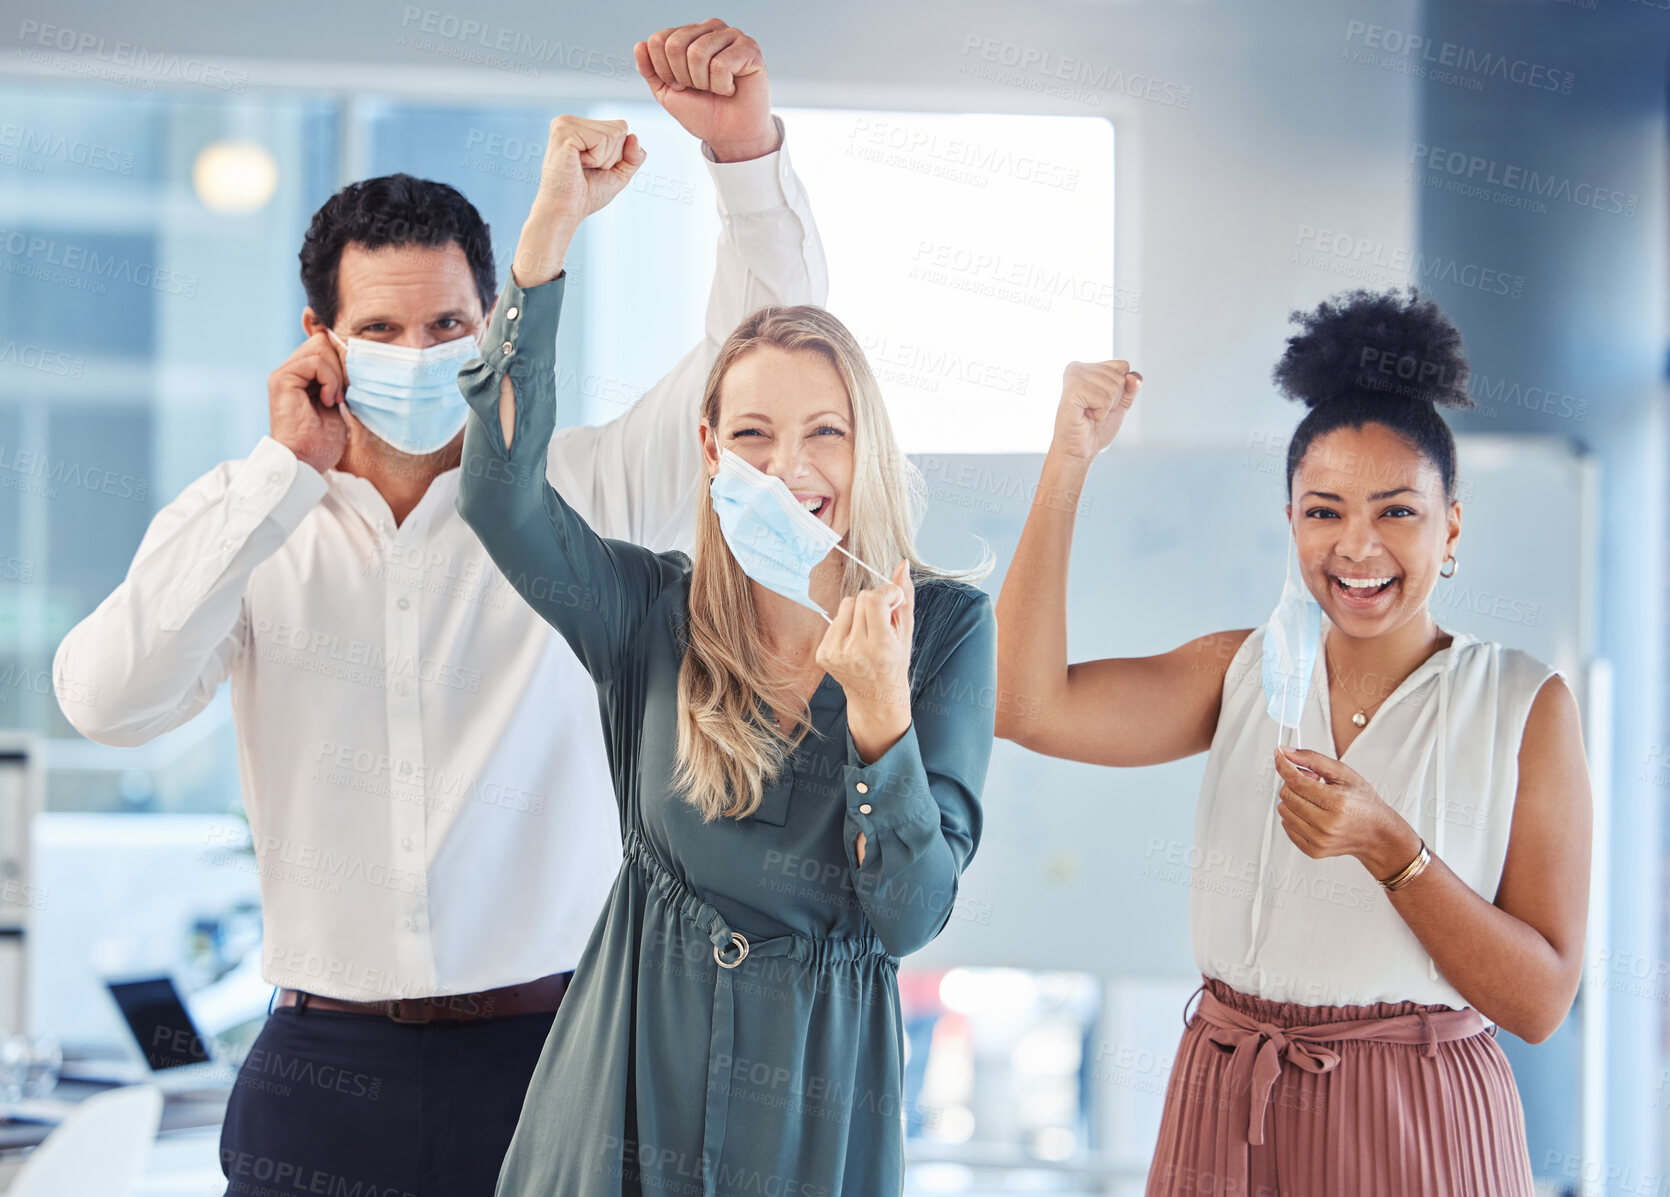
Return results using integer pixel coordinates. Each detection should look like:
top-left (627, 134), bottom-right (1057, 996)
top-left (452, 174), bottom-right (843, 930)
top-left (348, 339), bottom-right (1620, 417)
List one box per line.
top-left (994, 290), bottom-right (1589, 1196)
top-left (455, 115), bottom-right (995, 1197)
top-left (53, 20), bottom-right (825, 1197)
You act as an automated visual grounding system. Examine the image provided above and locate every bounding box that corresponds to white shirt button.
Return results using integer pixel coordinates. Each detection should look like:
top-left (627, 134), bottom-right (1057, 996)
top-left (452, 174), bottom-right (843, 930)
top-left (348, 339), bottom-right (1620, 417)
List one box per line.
top-left (396, 681), bottom-right (411, 696)
top-left (505, 306), bottom-right (519, 321)
top-left (859, 803), bottom-right (872, 815)
top-left (400, 762), bottom-right (412, 776)
top-left (397, 597), bottom-right (410, 610)
top-left (268, 471), bottom-right (281, 484)
top-left (406, 916), bottom-right (420, 932)
top-left (401, 836), bottom-right (414, 851)
top-left (855, 782), bottom-right (869, 794)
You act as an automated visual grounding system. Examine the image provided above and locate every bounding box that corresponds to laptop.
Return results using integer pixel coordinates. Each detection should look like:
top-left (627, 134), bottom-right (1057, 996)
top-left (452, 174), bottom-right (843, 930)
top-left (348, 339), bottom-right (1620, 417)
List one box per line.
top-left (95, 974), bottom-right (230, 1093)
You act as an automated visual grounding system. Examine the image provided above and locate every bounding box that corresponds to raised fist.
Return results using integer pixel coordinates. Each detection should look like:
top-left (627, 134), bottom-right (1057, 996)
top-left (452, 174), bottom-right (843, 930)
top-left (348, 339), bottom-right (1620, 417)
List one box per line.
top-left (1052, 360), bottom-right (1142, 462)
top-left (512, 115), bottom-right (647, 287)
top-left (635, 20), bottom-right (778, 162)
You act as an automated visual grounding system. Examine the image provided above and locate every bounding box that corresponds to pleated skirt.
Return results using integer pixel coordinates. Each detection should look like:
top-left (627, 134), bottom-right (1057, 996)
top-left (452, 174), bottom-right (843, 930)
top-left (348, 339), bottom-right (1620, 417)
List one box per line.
top-left (1146, 978), bottom-right (1535, 1197)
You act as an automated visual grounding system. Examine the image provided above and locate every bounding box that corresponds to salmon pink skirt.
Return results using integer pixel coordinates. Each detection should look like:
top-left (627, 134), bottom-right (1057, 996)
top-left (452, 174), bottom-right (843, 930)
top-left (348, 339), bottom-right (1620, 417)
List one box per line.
top-left (1146, 978), bottom-right (1535, 1196)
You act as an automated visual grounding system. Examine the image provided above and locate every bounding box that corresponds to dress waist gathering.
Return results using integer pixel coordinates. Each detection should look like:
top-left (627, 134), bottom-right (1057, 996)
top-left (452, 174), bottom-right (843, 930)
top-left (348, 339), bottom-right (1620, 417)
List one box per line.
top-left (620, 828), bottom-right (894, 1197)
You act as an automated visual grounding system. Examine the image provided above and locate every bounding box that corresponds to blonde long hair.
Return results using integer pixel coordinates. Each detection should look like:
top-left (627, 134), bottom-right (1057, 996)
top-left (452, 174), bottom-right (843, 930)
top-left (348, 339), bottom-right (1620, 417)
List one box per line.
top-left (674, 306), bottom-right (988, 821)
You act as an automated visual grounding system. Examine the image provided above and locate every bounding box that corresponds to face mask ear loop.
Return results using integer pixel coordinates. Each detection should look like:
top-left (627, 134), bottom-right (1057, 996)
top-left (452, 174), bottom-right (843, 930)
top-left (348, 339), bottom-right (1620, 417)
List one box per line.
top-left (813, 547), bottom-right (879, 622)
top-left (1247, 536), bottom-right (1304, 970)
top-left (1278, 543), bottom-right (1293, 737)
top-left (1428, 665), bottom-right (1449, 983)
top-left (814, 549), bottom-right (891, 620)
top-left (831, 542), bottom-right (892, 586)
top-left (1285, 539), bottom-right (1305, 752)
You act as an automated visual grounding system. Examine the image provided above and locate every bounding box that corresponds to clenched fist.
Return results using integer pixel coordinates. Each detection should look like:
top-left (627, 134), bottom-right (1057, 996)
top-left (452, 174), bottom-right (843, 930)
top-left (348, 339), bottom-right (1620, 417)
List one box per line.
top-left (512, 115), bottom-right (647, 288)
top-left (269, 332), bottom-right (348, 473)
top-left (1052, 360), bottom-right (1142, 462)
top-left (635, 19), bottom-right (778, 162)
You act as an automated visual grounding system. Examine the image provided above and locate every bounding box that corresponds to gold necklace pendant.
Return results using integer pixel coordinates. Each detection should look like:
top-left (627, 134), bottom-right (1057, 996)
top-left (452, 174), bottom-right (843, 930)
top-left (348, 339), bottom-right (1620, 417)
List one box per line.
top-left (1326, 642), bottom-right (1374, 730)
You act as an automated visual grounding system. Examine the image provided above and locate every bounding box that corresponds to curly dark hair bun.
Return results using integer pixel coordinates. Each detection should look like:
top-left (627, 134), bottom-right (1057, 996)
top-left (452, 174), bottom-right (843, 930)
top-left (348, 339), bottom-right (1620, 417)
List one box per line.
top-left (1276, 288), bottom-right (1473, 501)
top-left (1273, 287), bottom-right (1473, 411)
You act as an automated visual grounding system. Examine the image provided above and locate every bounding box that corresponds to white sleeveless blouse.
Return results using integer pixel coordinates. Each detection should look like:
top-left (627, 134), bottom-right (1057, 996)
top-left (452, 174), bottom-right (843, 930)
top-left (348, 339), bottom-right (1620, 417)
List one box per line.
top-left (1191, 625), bottom-right (1556, 1009)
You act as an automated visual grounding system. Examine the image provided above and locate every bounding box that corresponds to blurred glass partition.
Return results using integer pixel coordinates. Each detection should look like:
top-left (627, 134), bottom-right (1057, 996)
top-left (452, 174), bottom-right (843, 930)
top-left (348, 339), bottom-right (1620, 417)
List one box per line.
top-left (0, 85), bottom-right (339, 813)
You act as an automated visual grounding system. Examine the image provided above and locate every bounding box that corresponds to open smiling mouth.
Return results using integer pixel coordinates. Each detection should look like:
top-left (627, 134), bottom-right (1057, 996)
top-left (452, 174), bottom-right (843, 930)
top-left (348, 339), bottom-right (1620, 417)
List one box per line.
top-left (1332, 574), bottom-right (1399, 602)
top-left (798, 496), bottom-right (830, 520)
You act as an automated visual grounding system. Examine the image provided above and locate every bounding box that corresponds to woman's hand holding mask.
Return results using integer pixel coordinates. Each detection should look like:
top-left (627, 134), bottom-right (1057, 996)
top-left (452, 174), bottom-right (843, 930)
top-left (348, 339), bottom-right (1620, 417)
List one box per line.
top-left (819, 560), bottom-right (915, 869)
top-left (1273, 748), bottom-right (1424, 881)
top-left (818, 560), bottom-right (916, 767)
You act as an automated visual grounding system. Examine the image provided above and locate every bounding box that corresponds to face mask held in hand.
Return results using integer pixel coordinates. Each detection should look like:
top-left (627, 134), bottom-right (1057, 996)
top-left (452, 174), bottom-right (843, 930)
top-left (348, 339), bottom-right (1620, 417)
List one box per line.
top-left (709, 450), bottom-right (891, 621)
top-left (1262, 539), bottom-right (1323, 749)
top-left (328, 330), bottom-right (480, 455)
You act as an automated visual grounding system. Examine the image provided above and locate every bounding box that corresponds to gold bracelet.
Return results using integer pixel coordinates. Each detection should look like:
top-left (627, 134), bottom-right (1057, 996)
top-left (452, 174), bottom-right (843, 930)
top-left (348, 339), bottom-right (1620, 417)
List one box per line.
top-left (1379, 841), bottom-right (1432, 892)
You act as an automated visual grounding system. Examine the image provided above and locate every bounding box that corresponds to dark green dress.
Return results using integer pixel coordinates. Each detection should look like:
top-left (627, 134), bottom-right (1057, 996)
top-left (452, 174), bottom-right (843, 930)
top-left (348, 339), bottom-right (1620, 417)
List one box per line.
top-left (455, 274), bottom-right (996, 1197)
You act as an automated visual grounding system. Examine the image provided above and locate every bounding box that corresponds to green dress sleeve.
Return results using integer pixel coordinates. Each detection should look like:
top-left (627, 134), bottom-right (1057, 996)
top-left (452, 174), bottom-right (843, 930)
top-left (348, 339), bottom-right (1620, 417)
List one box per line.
top-left (840, 589), bottom-right (995, 957)
top-left (454, 272), bottom-right (683, 683)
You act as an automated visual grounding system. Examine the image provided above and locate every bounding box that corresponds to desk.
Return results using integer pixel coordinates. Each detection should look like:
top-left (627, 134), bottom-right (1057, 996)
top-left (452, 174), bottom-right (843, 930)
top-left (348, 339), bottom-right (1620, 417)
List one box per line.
top-left (0, 1082), bottom-right (228, 1195)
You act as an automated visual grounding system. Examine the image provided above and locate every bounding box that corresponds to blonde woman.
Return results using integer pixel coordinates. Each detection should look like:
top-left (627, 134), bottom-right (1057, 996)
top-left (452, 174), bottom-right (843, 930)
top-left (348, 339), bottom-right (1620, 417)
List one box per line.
top-left (455, 117), bottom-right (994, 1197)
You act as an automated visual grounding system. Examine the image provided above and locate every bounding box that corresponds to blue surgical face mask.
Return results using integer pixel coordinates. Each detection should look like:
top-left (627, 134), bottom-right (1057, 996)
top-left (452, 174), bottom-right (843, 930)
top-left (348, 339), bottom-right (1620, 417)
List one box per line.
top-left (328, 330), bottom-right (479, 455)
top-left (708, 450), bottom-right (888, 621)
top-left (1261, 539), bottom-right (1323, 743)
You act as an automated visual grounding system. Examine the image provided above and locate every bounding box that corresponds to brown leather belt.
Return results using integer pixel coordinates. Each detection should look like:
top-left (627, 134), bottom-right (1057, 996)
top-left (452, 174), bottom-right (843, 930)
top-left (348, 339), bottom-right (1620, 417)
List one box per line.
top-left (276, 971), bottom-right (570, 1024)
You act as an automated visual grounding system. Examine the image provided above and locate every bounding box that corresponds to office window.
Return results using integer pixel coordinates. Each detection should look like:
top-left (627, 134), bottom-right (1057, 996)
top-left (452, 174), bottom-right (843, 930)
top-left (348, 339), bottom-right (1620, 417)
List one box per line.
top-left (0, 84), bottom-right (339, 805)
top-left (365, 103), bottom-right (1119, 448)
top-left (782, 109), bottom-right (1116, 454)
top-left (6, 90), bottom-right (1117, 824)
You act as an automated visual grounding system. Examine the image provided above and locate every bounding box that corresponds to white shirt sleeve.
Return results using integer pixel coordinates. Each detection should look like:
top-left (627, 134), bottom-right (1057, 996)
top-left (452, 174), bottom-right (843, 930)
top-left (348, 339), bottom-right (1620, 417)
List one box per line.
top-left (545, 114), bottom-right (830, 552)
top-left (52, 436), bottom-right (329, 746)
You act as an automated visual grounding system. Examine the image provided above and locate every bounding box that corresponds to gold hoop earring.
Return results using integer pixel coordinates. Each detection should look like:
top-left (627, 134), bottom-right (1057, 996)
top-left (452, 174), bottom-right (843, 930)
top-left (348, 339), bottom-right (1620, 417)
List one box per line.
top-left (1440, 556), bottom-right (1458, 579)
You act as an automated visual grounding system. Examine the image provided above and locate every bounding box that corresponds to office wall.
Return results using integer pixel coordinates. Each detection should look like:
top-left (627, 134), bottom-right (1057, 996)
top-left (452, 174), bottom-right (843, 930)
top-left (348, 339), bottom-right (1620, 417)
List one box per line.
top-left (1, 0), bottom-right (1427, 446)
top-left (1415, 1), bottom-right (1670, 1184)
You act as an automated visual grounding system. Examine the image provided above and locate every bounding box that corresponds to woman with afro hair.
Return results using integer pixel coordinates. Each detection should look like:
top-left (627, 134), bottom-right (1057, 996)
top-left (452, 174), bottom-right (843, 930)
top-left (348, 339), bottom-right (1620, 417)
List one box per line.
top-left (995, 288), bottom-right (1590, 1195)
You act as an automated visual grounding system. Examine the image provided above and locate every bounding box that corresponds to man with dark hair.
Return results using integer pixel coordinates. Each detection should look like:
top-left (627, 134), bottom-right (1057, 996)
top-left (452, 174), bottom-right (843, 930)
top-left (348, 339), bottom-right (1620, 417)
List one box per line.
top-left (297, 172), bottom-right (501, 331)
top-left (53, 20), bottom-right (824, 1197)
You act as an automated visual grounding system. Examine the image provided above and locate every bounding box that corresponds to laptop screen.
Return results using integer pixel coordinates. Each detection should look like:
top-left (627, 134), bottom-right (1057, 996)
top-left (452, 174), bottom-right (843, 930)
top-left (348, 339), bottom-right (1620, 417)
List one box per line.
top-left (106, 977), bottom-right (208, 1072)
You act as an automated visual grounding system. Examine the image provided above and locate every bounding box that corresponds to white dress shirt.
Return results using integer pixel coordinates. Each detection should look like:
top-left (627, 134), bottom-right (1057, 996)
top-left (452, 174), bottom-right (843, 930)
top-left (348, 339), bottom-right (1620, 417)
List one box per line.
top-left (1192, 624), bottom-right (1556, 1009)
top-left (53, 123), bottom-right (827, 1002)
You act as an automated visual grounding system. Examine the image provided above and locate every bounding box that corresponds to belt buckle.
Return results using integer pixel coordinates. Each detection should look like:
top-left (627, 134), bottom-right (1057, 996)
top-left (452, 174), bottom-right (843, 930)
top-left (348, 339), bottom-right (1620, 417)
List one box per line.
top-left (713, 932), bottom-right (750, 970)
top-left (385, 998), bottom-right (427, 1024)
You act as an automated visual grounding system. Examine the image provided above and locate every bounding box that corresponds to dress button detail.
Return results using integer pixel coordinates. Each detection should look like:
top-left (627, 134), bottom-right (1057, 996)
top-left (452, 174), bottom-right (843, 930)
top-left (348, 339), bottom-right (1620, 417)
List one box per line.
top-left (859, 804), bottom-right (872, 815)
top-left (855, 782), bottom-right (868, 794)
top-left (397, 597), bottom-right (410, 610)
top-left (401, 836), bottom-right (414, 850)
top-left (506, 306), bottom-right (519, 321)
top-left (501, 341), bottom-right (515, 357)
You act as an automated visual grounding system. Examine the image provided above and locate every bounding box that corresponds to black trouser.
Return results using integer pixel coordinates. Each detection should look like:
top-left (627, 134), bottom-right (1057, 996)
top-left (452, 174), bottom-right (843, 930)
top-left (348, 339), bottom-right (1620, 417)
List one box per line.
top-left (219, 1001), bottom-right (556, 1197)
